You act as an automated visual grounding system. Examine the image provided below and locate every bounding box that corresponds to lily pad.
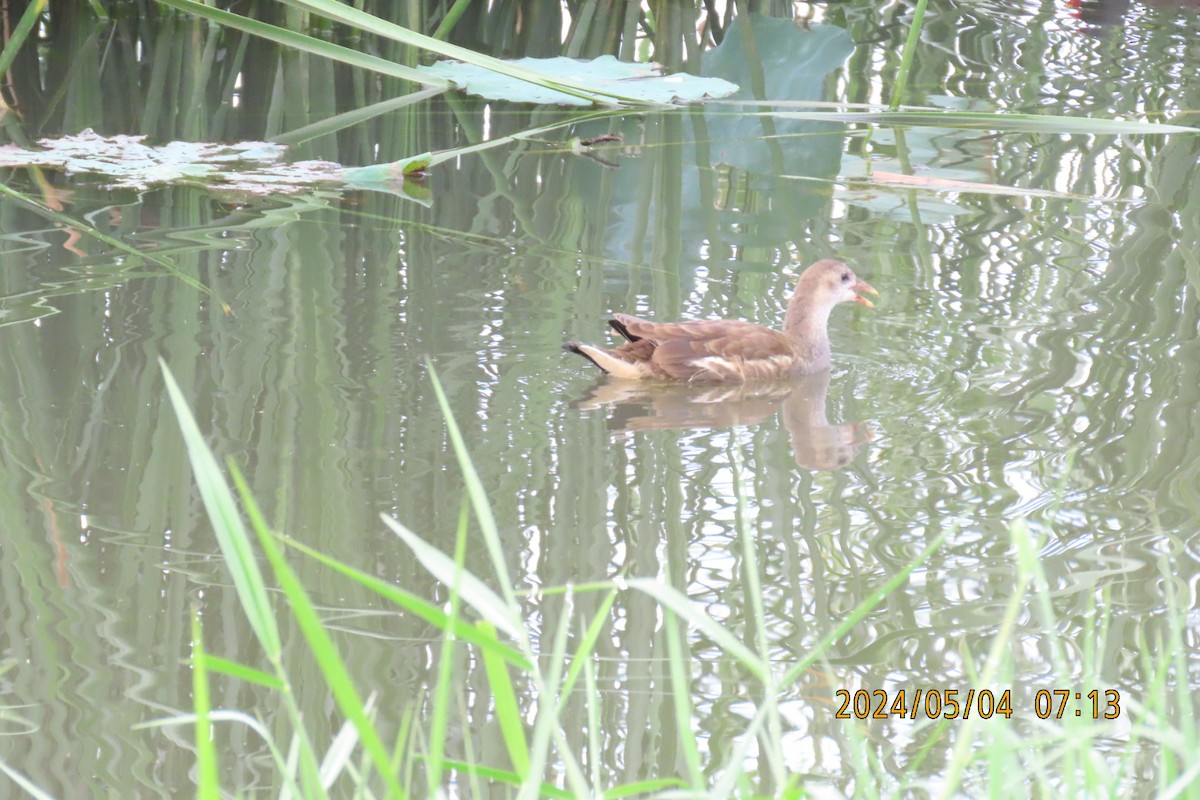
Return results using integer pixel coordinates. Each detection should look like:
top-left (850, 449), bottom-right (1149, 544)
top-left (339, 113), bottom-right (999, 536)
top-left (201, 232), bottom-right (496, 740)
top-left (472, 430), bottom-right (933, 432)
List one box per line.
top-left (418, 56), bottom-right (739, 107)
top-left (0, 130), bottom-right (346, 195)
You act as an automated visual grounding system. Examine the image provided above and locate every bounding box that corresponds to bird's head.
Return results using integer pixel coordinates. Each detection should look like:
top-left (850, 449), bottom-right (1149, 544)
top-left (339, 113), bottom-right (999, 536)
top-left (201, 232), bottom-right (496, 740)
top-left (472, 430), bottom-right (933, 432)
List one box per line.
top-left (792, 259), bottom-right (879, 309)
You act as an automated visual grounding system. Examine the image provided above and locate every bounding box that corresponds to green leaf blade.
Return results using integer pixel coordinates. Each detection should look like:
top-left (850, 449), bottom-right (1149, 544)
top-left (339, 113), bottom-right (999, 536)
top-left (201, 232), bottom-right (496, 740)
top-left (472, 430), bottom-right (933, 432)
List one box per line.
top-left (380, 514), bottom-right (524, 641)
top-left (160, 360), bottom-right (282, 657)
top-left (155, 0), bottom-right (443, 85)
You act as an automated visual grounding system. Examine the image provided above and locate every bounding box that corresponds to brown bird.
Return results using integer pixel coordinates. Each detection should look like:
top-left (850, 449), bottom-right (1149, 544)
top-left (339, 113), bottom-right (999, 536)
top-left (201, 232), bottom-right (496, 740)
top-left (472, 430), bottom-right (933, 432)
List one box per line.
top-left (563, 259), bottom-right (878, 383)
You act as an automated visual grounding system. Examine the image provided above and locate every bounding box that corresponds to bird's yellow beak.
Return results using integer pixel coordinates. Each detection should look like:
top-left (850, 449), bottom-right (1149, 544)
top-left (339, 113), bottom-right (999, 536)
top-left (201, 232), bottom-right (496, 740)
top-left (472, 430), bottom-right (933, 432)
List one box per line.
top-left (853, 279), bottom-right (879, 308)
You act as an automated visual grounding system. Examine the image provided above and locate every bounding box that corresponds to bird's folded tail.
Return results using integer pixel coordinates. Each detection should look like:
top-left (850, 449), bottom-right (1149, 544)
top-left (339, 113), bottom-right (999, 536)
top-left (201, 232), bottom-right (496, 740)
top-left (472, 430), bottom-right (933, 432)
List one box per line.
top-left (562, 341), bottom-right (602, 369)
top-left (562, 341), bottom-right (651, 379)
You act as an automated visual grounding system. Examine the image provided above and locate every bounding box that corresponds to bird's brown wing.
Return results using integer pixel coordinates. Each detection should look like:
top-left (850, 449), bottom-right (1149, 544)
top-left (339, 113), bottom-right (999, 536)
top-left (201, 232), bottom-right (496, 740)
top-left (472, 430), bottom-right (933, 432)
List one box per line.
top-left (648, 326), bottom-right (797, 382)
top-left (611, 313), bottom-right (776, 344)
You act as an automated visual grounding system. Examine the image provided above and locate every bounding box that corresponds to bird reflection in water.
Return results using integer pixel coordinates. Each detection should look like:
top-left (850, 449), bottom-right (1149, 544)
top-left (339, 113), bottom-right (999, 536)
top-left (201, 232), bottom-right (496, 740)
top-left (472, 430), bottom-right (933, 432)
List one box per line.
top-left (570, 370), bottom-right (869, 471)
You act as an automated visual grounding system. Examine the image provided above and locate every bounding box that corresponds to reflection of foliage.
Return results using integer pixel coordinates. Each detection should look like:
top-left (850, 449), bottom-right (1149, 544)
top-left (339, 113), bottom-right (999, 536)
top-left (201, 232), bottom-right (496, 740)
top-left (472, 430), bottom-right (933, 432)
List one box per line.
top-left (0, 0), bottom-right (791, 141)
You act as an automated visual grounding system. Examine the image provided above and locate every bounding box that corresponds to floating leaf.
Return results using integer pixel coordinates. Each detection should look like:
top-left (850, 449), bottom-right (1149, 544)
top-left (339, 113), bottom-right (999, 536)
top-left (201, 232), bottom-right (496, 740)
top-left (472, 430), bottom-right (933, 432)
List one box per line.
top-left (828, 157), bottom-right (973, 223)
top-left (420, 56), bottom-right (738, 107)
top-left (867, 170), bottom-right (1099, 200)
top-left (0, 130), bottom-right (346, 195)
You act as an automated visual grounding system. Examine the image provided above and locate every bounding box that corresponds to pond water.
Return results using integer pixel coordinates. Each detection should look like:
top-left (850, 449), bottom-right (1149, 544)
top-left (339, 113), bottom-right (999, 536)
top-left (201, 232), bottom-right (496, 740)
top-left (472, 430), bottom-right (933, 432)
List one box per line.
top-left (1, 0), bottom-right (1199, 796)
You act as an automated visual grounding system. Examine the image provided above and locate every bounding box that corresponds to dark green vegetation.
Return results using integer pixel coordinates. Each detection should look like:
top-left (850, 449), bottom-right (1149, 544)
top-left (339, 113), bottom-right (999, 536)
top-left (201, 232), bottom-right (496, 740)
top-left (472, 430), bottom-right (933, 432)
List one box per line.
top-left (1, 0), bottom-right (1199, 796)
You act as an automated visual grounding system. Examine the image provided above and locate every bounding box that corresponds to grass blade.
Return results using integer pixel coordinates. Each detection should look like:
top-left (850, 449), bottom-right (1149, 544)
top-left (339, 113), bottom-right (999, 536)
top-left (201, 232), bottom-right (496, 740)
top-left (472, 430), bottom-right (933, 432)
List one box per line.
top-left (0, 0), bottom-right (45, 80)
top-left (137, 710), bottom-right (308, 799)
top-left (229, 465), bottom-right (407, 800)
top-left (202, 655), bottom-right (286, 691)
top-left (426, 498), bottom-right (471, 794)
top-left (663, 603), bottom-right (704, 790)
top-left (935, 521), bottom-right (1035, 799)
top-left (381, 514), bottom-right (524, 640)
top-left (155, 0), bottom-right (443, 86)
top-left (519, 590), bottom-right (586, 800)
top-left (604, 780), bottom-right (689, 798)
top-left (0, 760), bottom-right (55, 800)
top-left (625, 577), bottom-right (768, 684)
top-left (319, 696), bottom-right (370, 789)
top-left (559, 589), bottom-right (618, 698)
top-left (585, 652), bottom-right (600, 795)
top-left (479, 621), bottom-right (530, 774)
top-left (191, 611), bottom-right (221, 800)
top-left (161, 360), bottom-right (281, 657)
top-left (425, 362), bottom-right (523, 621)
top-left (778, 530), bottom-right (948, 687)
top-left (272, 87), bottom-right (448, 146)
top-left (281, 534), bottom-right (532, 670)
top-left (441, 760), bottom-right (573, 798)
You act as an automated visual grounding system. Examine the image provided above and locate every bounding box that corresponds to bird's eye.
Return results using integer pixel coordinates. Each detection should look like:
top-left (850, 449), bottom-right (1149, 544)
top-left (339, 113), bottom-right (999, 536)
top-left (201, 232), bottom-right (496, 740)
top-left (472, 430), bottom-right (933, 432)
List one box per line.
top-left (840, 272), bottom-right (851, 282)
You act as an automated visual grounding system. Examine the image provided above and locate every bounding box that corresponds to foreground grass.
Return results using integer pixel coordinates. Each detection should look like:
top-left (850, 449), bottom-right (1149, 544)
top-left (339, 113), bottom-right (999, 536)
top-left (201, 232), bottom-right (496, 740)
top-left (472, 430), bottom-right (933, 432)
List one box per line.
top-left (143, 360), bottom-right (1198, 799)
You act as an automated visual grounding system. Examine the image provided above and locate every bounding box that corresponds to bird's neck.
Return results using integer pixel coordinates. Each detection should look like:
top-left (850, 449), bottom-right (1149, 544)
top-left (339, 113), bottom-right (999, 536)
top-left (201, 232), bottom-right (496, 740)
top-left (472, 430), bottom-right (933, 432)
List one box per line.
top-left (784, 302), bottom-right (832, 345)
top-left (784, 299), bottom-right (833, 373)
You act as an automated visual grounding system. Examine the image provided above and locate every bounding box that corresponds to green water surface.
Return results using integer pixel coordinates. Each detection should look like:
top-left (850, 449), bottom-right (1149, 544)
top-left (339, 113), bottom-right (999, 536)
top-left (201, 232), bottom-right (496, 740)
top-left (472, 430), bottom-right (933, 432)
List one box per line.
top-left (1, 0), bottom-right (1198, 795)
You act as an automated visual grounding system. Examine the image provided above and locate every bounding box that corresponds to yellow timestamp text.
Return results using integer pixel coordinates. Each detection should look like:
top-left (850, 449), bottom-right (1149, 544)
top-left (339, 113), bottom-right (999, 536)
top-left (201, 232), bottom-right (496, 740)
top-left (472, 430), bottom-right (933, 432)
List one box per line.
top-left (833, 689), bottom-right (1121, 720)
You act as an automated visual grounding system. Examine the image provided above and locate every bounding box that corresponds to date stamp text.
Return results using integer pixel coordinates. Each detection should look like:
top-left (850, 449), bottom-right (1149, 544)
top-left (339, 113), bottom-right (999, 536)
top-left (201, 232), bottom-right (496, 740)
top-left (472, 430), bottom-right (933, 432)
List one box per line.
top-left (833, 689), bottom-right (1121, 720)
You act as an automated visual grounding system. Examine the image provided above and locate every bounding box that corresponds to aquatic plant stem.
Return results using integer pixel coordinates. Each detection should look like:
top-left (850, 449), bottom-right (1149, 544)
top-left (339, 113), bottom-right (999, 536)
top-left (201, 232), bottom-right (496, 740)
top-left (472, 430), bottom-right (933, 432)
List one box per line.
top-left (0, 0), bottom-right (45, 81)
top-left (190, 612), bottom-right (220, 800)
top-left (432, 0), bottom-right (473, 40)
top-left (890, 0), bottom-right (928, 111)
